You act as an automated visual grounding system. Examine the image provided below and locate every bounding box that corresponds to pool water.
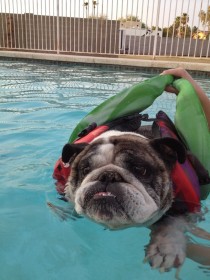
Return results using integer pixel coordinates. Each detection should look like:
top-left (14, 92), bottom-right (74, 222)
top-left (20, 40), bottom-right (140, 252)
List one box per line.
top-left (0, 59), bottom-right (210, 280)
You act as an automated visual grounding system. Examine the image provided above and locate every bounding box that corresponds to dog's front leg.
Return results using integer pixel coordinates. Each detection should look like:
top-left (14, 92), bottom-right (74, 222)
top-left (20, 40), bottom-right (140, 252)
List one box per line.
top-left (145, 216), bottom-right (188, 271)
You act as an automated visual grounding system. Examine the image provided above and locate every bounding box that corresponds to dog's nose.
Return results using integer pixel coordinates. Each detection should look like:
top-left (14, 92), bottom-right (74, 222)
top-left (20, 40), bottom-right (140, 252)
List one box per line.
top-left (98, 171), bottom-right (122, 183)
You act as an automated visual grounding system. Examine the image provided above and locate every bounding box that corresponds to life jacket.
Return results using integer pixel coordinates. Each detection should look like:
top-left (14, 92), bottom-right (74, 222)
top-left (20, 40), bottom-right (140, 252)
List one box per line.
top-left (53, 111), bottom-right (201, 213)
top-left (153, 111), bottom-right (201, 214)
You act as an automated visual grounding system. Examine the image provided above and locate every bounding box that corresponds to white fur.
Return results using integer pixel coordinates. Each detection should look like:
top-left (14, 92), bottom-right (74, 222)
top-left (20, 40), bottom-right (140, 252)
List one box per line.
top-left (93, 143), bottom-right (114, 167)
top-left (93, 130), bottom-right (147, 142)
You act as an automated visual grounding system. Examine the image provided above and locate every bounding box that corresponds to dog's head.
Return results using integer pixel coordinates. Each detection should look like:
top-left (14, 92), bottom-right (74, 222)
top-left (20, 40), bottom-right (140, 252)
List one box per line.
top-left (63, 131), bottom-right (186, 229)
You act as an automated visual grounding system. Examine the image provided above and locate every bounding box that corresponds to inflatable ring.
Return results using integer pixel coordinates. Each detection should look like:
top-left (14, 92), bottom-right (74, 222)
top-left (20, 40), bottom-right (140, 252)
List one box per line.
top-left (174, 78), bottom-right (210, 199)
top-left (67, 74), bottom-right (210, 199)
top-left (69, 74), bottom-right (174, 142)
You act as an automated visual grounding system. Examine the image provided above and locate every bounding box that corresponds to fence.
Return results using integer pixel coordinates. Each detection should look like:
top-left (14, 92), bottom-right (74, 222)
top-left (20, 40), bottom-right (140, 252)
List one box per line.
top-left (0, 0), bottom-right (210, 58)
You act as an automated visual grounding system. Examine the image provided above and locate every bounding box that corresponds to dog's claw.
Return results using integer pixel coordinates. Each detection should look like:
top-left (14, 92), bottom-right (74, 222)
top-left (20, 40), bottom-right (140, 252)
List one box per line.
top-left (159, 267), bottom-right (165, 273)
top-left (47, 201), bottom-right (82, 221)
top-left (175, 267), bottom-right (181, 280)
top-left (143, 257), bottom-right (148, 264)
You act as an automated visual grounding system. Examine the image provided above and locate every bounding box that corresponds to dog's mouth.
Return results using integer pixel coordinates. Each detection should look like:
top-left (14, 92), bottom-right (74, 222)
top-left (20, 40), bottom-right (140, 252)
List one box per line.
top-left (79, 183), bottom-right (129, 222)
top-left (83, 183), bottom-right (124, 207)
top-left (93, 191), bottom-right (116, 199)
top-left (74, 180), bottom-right (161, 229)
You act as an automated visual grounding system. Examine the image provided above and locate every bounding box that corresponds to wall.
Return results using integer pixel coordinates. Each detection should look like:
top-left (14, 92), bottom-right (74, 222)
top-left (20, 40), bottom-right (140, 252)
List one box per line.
top-left (0, 13), bottom-right (120, 54)
top-left (123, 36), bottom-right (210, 57)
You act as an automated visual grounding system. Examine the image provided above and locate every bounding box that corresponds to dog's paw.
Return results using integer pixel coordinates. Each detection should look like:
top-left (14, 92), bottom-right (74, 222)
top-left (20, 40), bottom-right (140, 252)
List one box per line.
top-left (145, 231), bottom-right (186, 271)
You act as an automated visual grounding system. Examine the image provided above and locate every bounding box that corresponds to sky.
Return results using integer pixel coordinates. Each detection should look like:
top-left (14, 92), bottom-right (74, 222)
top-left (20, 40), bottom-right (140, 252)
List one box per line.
top-left (0, 0), bottom-right (210, 29)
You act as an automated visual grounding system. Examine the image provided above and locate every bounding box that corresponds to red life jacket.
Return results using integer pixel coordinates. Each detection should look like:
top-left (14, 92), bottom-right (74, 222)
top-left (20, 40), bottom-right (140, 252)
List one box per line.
top-left (53, 111), bottom-right (201, 213)
top-left (153, 111), bottom-right (200, 213)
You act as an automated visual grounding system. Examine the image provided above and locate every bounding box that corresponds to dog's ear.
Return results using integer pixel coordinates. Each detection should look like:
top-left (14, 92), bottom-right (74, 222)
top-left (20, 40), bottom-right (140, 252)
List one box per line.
top-left (62, 143), bottom-right (88, 164)
top-left (150, 137), bottom-right (186, 167)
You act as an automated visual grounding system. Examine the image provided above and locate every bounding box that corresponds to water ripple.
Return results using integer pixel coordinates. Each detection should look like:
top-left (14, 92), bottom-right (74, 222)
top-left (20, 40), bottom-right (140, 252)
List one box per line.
top-left (1, 59), bottom-right (210, 280)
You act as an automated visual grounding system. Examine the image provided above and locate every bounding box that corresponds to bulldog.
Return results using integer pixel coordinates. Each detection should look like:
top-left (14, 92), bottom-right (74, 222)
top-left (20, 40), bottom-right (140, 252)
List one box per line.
top-left (61, 128), bottom-right (190, 270)
top-left (53, 112), bottom-right (210, 272)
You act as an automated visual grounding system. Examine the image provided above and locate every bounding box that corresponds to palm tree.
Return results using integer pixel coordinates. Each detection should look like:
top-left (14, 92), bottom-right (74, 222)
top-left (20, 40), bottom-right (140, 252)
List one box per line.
top-left (179, 13), bottom-right (189, 37)
top-left (84, 1), bottom-right (89, 17)
top-left (181, 13), bottom-right (189, 26)
top-left (199, 6), bottom-right (210, 31)
top-left (92, 1), bottom-right (98, 17)
top-left (172, 13), bottom-right (189, 37)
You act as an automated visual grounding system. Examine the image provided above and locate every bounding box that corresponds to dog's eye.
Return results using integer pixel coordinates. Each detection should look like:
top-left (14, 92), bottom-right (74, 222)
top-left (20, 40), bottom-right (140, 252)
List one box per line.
top-left (134, 166), bottom-right (147, 176)
top-left (81, 166), bottom-right (90, 176)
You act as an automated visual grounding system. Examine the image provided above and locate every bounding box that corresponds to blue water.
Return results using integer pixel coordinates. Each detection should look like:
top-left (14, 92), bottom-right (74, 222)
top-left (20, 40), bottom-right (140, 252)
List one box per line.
top-left (0, 59), bottom-right (210, 280)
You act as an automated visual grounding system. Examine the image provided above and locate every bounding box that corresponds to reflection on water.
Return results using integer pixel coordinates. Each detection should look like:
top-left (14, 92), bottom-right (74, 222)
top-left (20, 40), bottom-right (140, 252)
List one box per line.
top-left (0, 59), bottom-right (210, 280)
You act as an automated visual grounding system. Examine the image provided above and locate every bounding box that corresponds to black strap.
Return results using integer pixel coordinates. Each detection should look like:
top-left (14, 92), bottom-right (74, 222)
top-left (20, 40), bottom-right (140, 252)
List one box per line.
top-left (77, 113), bottom-right (156, 138)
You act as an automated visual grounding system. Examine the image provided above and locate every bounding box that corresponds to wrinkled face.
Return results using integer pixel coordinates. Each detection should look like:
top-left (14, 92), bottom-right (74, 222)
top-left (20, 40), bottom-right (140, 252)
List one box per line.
top-left (65, 131), bottom-right (177, 229)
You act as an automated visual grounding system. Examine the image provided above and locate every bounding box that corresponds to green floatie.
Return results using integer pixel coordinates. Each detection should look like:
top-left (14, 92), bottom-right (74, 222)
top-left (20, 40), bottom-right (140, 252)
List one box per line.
top-left (173, 78), bottom-right (210, 199)
top-left (69, 74), bottom-right (174, 142)
top-left (69, 74), bottom-right (210, 199)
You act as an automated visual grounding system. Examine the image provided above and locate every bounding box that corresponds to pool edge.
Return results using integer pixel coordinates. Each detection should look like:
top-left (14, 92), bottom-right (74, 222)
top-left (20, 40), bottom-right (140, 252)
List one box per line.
top-left (0, 51), bottom-right (210, 73)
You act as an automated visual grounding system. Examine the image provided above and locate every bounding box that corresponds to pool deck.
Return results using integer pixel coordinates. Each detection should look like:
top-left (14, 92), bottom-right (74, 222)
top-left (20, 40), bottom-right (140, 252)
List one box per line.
top-left (0, 50), bottom-right (210, 72)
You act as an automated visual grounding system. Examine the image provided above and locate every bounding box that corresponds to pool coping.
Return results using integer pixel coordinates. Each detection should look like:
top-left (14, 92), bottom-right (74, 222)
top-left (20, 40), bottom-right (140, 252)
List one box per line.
top-left (0, 50), bottom-right (210, 72)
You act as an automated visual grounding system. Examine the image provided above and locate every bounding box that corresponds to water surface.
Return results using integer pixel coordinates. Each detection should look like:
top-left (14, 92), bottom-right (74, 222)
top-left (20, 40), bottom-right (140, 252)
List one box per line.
top-left (0, 59), bottom-right (210, 280)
